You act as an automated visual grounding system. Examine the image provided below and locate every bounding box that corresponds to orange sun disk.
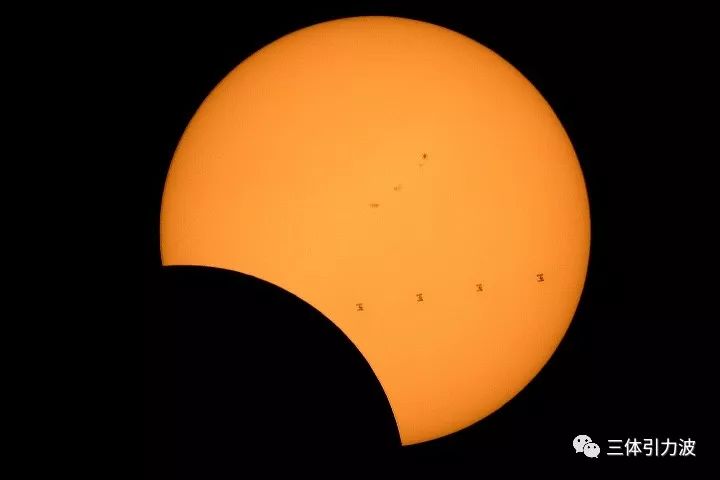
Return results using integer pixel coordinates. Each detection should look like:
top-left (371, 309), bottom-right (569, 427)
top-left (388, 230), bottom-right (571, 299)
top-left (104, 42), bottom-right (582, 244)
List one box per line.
top-left (160, 16), bottom-right (590, 445)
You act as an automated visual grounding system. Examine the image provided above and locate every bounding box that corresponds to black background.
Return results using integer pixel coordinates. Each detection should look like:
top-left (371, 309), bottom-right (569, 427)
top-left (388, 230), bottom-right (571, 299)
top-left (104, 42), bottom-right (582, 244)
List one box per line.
top-left (141, 3), bottom-right (710, 475)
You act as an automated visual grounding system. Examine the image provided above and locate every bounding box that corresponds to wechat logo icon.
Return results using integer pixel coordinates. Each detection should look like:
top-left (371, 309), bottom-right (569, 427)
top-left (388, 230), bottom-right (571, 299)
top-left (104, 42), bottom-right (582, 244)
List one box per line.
top-left (574, 434), bottom-right (600, 458)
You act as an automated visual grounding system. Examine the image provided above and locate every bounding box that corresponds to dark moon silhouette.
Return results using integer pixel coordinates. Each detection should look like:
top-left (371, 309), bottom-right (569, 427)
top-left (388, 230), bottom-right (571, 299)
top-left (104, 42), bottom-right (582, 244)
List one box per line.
top-left (144, 266), bottom-right (401, 477)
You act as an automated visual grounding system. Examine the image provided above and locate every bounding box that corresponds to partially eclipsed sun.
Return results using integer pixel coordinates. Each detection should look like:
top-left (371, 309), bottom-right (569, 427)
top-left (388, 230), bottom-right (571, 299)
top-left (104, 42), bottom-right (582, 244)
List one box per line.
top-left (160, 16), bottom-right (590, 445)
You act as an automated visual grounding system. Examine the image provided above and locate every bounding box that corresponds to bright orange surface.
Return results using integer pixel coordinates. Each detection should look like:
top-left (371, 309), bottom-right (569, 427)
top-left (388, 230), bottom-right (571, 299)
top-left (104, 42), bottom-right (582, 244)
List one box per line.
top-left (160, 16), bottom-right (590, 445)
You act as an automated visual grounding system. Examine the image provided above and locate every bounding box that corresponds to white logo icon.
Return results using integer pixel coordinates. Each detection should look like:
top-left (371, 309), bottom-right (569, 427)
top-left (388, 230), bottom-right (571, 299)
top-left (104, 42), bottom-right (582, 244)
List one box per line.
top-left (583, 442), bottom-right (601, 458)
top-left (573, 434), bottom-right (593, 453)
